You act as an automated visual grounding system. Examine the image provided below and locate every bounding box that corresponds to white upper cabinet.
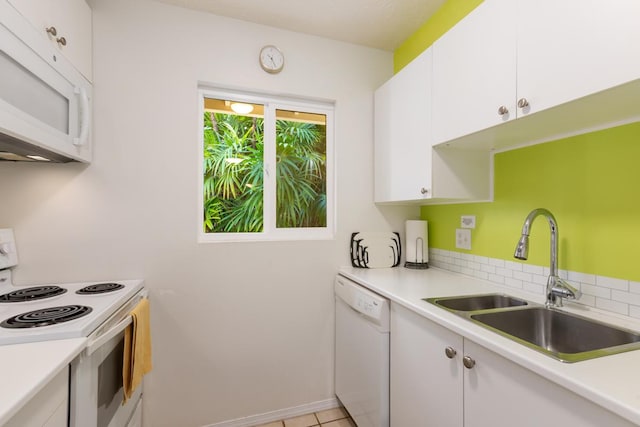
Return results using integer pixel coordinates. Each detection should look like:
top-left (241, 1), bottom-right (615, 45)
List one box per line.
top-left (432, 0), bottom-right (640, 149)
top-left (7, 0), bottom-right (92, 81)
top-left (374, 48), bottom-right (492, 204)
top-left (432, 0), bottom-right (516, 145)
top-left (374, 48), bottom-right (433, 203)
top-left (517, 0), bottom-right (640, 117)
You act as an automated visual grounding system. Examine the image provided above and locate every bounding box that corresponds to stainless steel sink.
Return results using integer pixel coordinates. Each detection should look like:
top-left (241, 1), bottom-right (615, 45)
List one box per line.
top-left (470, 307), bottom-right (640, 362)
top-left (426, 293), bottom-right (528, 312)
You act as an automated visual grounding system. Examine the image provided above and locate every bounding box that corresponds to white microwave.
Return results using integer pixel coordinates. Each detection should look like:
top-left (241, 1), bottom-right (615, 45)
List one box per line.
top-left (0, 1), bottom-right (92, 163)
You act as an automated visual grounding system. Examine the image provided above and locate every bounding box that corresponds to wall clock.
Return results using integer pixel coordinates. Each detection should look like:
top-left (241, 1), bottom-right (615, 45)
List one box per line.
top-left (259, 45), bottom-right (284, 74)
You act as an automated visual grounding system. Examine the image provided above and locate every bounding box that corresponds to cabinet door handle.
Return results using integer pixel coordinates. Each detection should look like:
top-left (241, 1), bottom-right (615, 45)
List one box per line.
top-left (56, 36), bottom-right (67, 47)
top-left (420, 188), bottom-right (429, 195)
top-left (497, 105), bottom-right (509, 116)
top-left (46, 26), bottom-right (57, 37)
top-left (518, 98), bottom-right (529, 108)
top-left (445, 347), bottom-right (457, 359)
top-left (463, 355), bottom-right (476, 369)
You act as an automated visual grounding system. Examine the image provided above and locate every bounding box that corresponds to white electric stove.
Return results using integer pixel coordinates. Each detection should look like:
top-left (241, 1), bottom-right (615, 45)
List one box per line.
top-left (0, 228), bottom-right (147, 427)
top-left (0, 279), bottom-right (144, 345)
top-left (0, 229), bottom-right (144, 346)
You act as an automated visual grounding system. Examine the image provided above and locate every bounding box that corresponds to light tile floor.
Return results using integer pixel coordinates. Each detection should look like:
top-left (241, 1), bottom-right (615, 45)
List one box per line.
top-left (254, 407), bottom-right (355, 427)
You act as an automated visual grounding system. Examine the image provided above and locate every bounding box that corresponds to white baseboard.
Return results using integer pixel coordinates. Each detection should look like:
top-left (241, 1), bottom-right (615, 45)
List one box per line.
top-left (202, 397), bottom-right (341, 427)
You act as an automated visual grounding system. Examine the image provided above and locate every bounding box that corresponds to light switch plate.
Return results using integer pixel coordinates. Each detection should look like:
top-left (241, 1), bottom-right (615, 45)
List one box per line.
top-left (455, 228), bottom-right (472, 250)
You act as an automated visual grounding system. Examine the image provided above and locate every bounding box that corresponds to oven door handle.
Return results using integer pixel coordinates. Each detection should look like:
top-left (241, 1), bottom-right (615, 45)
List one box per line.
top-left (85, 315), bottom-right (132, 356)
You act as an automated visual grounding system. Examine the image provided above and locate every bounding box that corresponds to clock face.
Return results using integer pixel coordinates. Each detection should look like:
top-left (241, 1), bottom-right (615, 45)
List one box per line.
top-left (259, 45), bottom-right (284, 74)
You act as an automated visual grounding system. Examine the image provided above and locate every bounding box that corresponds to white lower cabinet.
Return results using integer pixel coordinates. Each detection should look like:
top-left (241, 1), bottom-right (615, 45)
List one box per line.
top-left (5, 367), bottom-right (69, 427)
top-left (390, 303), bottom-right (635, 427)
top-left (391, 302), bottom-right (463, 426)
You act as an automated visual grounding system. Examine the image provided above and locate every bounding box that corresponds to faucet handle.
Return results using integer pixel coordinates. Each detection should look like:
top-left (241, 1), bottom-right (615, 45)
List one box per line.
top-left (548, 277), bottom-right (582, 307)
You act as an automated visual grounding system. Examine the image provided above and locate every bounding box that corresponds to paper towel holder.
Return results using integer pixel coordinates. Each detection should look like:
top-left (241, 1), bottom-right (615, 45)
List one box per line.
top-left (404, 236), bottom-right (429, 269)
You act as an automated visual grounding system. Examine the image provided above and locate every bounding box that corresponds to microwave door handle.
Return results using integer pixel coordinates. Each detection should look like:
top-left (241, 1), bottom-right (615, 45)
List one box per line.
top-left (85, 315), bottom-right (132, 356)
top-left (73, 86), bottom-right (90, 146)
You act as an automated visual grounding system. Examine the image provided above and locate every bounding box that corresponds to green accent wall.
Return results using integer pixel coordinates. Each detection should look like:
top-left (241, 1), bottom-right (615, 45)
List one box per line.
top-left (420, 122), bottom-right (640, 281)
top-left (393, 0), bottom-right (483, 73)
top-left (395, 0), bottom-right (640, 281)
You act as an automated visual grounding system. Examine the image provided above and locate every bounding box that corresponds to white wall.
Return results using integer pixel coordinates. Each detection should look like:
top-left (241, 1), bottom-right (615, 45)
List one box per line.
top-left (0, 0), bottom-right (417, 425)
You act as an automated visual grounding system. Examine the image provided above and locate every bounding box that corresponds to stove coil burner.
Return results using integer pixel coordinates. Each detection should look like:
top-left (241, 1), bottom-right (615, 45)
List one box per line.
top-left (0, 305), bottom-right (93, 329)
top-left (76, 282), bottom-right (125, 295)
top-left (0, 286), bottom-right (67, 303)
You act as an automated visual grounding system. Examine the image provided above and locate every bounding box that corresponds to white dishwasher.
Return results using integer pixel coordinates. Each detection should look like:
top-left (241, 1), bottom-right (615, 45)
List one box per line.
top-left (334, 275), bottom-right (390, 427)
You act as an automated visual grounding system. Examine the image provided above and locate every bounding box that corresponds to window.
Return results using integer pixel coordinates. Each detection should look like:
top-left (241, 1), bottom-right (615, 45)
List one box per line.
top-left (198, 87), bottom-right (335, 242)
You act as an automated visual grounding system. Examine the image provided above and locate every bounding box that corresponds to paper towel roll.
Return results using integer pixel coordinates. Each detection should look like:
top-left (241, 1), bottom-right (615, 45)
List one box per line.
top-left (405, 220), bottom-right (428, 263)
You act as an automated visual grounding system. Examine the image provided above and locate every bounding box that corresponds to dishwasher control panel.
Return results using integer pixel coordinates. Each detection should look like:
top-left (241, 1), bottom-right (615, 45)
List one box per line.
top-left (334, 275), bottom-right (389, 328)
top-left (354, 293), bottom-right (382, 318)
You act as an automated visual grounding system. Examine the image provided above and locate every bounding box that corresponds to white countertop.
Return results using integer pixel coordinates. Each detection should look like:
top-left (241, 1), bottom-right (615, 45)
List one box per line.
top-left (339, 266), bottom-right (640, 426)
top-left (0, 338), bottom-right (87, 425)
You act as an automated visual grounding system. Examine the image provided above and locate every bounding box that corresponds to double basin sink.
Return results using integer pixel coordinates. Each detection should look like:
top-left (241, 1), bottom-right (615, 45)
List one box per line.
top-left (426, 294), bottom-right (640, 362)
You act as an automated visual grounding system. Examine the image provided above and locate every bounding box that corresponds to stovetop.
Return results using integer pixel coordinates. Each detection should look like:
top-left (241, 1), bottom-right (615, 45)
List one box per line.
top-left (0, 279), bottom-right (144, 345)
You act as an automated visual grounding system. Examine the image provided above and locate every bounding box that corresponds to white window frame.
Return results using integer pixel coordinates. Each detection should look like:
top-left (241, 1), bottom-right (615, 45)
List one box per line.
top-left (198, 86), bottom-right (336, 243)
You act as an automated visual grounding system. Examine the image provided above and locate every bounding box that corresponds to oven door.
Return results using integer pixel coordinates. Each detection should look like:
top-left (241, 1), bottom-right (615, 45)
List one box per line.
top-left (69, 291), bottom-right (146, 427)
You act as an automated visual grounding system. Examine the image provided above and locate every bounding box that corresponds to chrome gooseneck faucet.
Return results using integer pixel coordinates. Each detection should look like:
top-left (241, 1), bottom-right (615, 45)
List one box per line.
top-left (514, 208), bottom-right (582, 308)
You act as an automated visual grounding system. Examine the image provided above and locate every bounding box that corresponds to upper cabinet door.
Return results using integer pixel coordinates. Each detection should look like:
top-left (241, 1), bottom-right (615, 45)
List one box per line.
top-left (7, 0), bottom-right (92, 81)
top-left (432, 0), bottom-right (517, 145)
top-left (517, 0), bottom-right (640, 117)
top-left (374, 48), bottom-right (433, 203)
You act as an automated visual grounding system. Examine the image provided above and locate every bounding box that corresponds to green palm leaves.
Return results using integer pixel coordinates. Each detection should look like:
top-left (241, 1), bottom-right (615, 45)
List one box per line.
top-left (203, 109), bottom-right (326, 233)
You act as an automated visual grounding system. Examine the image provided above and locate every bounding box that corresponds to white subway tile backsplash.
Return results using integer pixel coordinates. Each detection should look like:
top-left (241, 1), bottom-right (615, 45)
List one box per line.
top-left (531, 274), bottom-right (548, 286)
top-left (474, 255), bottom-right (490, 265)
top-left (611, 290), bottom-right (640, 306)
top-left (461, 253), bottom-right (475, 262)
top-left (480, 264), bottom-right (496, 274)
top-left (454, 258), bottom-right (467, 267)
top-left (512, 271), bottom-right (533, 282)
top-left (568, 271), bottom-right (597, 285)
top-left (596, 276), bottom-right (629, 291)
top-left (522, 264), bottom-right (544, 275)
top-left (596, 298), bottom-right (629, 316)
top-left (467, 261), bottom-right (481, 271)
top-left (440, 256), bottom-right (453, 265)
top-left (489, 258), bottom-right (505, 268)
top-left (580, 283), bottom-right (611, 299)
top-left (495, 267), bottom-right (513, 278)
top-left (472, 270), bottom-right (489, 280)
top-left (522, 282), bottom-right (544, 294)
top-left (431, 248), bottom-right (639, 320)
top-left (505, 261), bottom-right (523, 272)
top-left (577, 294), bottom-right (596, 307)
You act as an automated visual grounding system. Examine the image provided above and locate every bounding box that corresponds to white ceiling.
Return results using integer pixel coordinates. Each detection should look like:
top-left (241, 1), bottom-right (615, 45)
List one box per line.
top-left (154, 0), bottom-right (445, 51)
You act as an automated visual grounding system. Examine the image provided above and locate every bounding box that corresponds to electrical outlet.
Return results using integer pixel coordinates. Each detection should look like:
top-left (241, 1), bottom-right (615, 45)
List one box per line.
top-left (461, 215), bottom-right (476, 229)
top-left (455, 228), bottom-right (471, 250)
